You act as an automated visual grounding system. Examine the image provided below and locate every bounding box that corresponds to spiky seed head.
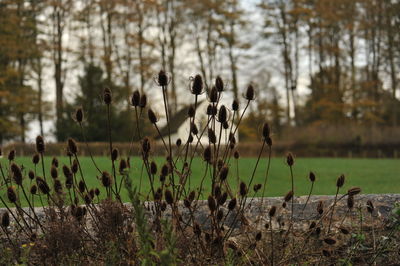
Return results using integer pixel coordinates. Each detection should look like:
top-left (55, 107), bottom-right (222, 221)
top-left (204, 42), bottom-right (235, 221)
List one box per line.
top-left (207, 195), bottom-right (216, 212)
top-left (36, 136), bottom-right (45, 154)
top-left (101, 171), bottom-right (112, 187)
top-left (139, 94), bottom-right (147, 108)
top-left (203, 146), bottom-right (212, 163)
top-left (165, 189), bottom-right (174, 205)
top-left (111, 148), bottom-right (119, 161)
top-left (218, 105), bottom-right (227, 123)
top-left (193, 223), bottom-right (202, 236)
top-left (157, 70), bottom-right (168, 86)
top-left (131, 90), bottom-right (140, 107)
top-left (282, 202), bottom-right (287, 208)
top-left (286, 153), bottom-right (294, 166)
top-left (223, 121), bottom-right (229, 130)
top-left (1, 212), bottom-right (10, 228)
top-left (84, 194), bottom-right (91, 204)
top-left (161, 164), bottom-right (169, 177)
top-left (219, 166), bottom-right (229, 181)
top-left (367, 200), bottom-right (374, 213)
top-left (176, 138), bottom-right (182, 147)
top-left (191, 123), bottom-right (198, 135)
top-left (208, 128), bottom-right (216, 144)
top-left (89, 189), bottom-right (95, 199)
top-left (148, 108), bottom-right (158, 124)
top-left (62, 165), bottom-right (72, 178)
top-left (214, 186), bottom-right (221, 199)
top-left (208, 86), bottom-right (218, 103)
top-left (266, 137), bottom-right (272, 146)
top-left (215, 76), bottom-right (224, 92)
top-left (218, 192), bottom-right (228, 206)
top-left (67, 138), bottom-right (78, 155)
top-left (232, 99), bottom-right (239, 111)
top-left (75, 108), bottom-right (83, 123)
top-left (32, 153), bottom-right (40, 164)
top-left (7, 149), bottom-right (16, 161)
top-left (340, 227), bottom-right (350, 234)
top-left (36, 177), bottom-right (50, 195)
top-left (71, 159), bottom-right (78, 174)
top-left (141, 137), bottom-right (151, 154)
top-left (336, 174), bottom-right (345, 188)
top-left (51, 157), bottom-right (59, 168)
top-left (262, 123), bottom-right (270, 139)
top-left (217, 209), bottom-right (224, 221)
top-left (54, 179), bottom-right (63, 194)
top-left (94, 188), bottom-right (100, 196)
top-left (245, 84), bottom-right (255, 101)
top-left (347, 195), bottom-right (354, 209)
top-left (188, 134), bottom-right (194, 143)
top-left (10, 163), bottom-right (22, 186)
top-left (28, 170), bottom-right (35, 180)
top-left (284, 190), bottom-right (294, 202)
top-left (324, 238), bottom-right (336, 245)
top-left (191, 74), bottom-right (203, 95)
top-left (309, 172), bottom-right (316, 182)
top-left (239, 182), bottom-right (247, 197)
top-left (183, 198), bottom-right (191, 208)
top-left (253, 184), bottom-right (262, 192)
top-left (150, 161), bottom-right (157, 175)
top-left (30, 185), bottom-right (37, 195)
top-left (269, 206), bottom-right (277, 217)
top-left (78, 180), bottom-right (85, 193)
top-left (255, 231), bottom-right (262, 241)
top-left (103, 87), bottom-right (112, 105)
top-left (7, 187), bottom-right (17, 203)
top-left (228, 198), bottom-right (237, 210)
top-left (347, 187), bottom-right (361, 196)
top-left (188, 191), bottom-right (196, 203)
top-left (50, 166), bottom-right (58, 179)
top-left (317, 201), bottom-right (324, 214)
top-left (309, 221), bottom-right (316, 229)
top-left (234, 150), bottom-right (240, 159)
top-left (119, 159), bottom-right (127, 174)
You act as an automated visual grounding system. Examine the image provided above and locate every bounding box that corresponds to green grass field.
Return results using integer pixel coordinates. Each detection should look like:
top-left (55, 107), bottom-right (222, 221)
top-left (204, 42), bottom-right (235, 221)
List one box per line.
top-left (1, 156), bottom-right (399, 207)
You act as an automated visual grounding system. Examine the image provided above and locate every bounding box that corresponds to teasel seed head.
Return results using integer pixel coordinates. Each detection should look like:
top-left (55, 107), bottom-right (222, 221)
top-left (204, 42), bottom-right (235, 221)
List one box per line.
top-left (269, 206), bottom-right (277, 217)
top-left (266, 137), bottom-right (273, 146)
top-left (36, 136), bottom-right (45, 154)
top-left (7, 150), bottom-right (16, 161)
top-left (282, 202), bottom-right (287, 208)
top-left (1, 212), bottom-right (10, 228)
top-left (141, 137), bottom-right (151, 154)
top-left (262, 123), bottom-right (270, 139)
top-left (183, 198), bottom-right (191, 208)
top-left (336, 174), bottom-right (345, 188)
top-left (208, 128), bottom-right (216, 144)
top-left (148, 108), bottom-right (158, 124)
top-left (207, 195), bottom-right (216, 213)
top-left (103, 87), bottom-right (112, 105)
top-left (94, 188), bottom-right (100, 196)
top-left (101, 171), bottom-right (112, 188)
top-left (7, 187), bottom-right (17, 203)
top-left (340, 227), bottom-right (350, 235)
top-left (193, 222), bottom-right (202, 236)
top-left (67, 138), bottom-right (78, 155)
top-left (245, 84), bottom-right (255, 101)
top-left (165, 189), bottom-right (174, 205)
top-left (309, 221), bottom-right (316, 229)
top-left (89, 189), bottom-right (95, 199)
top-left (62, 165), bottom-right (72, 179)
top-left (219, 166), bottom-right (229, 181)
top-left (188, 134), bottom-right (194, 143)
top-left (191, 123), bottom-right (198, 135)
top-left (228, 198), bottom-right (237, 210)
top-left (317, 201), bottom-right (324, 215)
top-left (214, 185), bottom-right (221, 199)
top-left (215, 76), bottom-right (224, 92)
top-left (234, 150), bottom-right (240, 159)
top-left (253, 184), bottom-right (262, 193)
top-left (286, 153), bottom-right (294, 166)
top-left (157, 70), bottom-right (168, 86)
top-left (54, 179), bottom-right (63, 194)
top-left (36, 177), bottom-right (50, 195)
top-left (239, 182), bottom-right (247, 197)
top-left (347, 187), bottom-right (361, 196)
top-left (284, 190), bottom-right (294, 202)
top-left (119, 159), bottom-right (127, 174)
top-left (208, 86), bottom-right (218, 103)
top-left (223, 121), bottom-right (229, 130)
top-left (78, 180), bottom-right (85, 193)
top-left (131, 90), bottom-right (141, 107)
top-left (111, 148), bottom-right (119, 161)
top-left (203, 146), bottom-right (212, 163)
top-left (367, 200), bottom-right (374, 213)
top-left (324, 238), bottom-right (336, 245)
top-left (84, 194), bottom-right (91, 204)
top-left (75, 107), bottom-right (84, 123)
top-left (217, 209), bottom-right (224, 221)
top-left (176, 138), bottom-right (182, 147)
top-left (347, 195), bottom-right (354, 209)
top-left (187, 105), bottom-right (195, 118)
top-left (150, 161), bottom-right (157, 175)
top-left (28, 170), bottom-right (35, 180)
top-left (71, 159), bottom-right (78, 174)
top-left (30, 185), bottom-right (37, 195)
top-left (50, 165), bottom-right (58, 179)
top-left (51, 157), bottom-right (59, 168)
top-left (218, 192), bottom-right (228, 206)
top-left (139, 94), bottom-right (147, 109)
top-left (191, 74), bottom-right (203, 95)
top-left (309, 171), bottom-right (316, 182)
top-left (161, 164), bottom-right (169, 177)
top-left (10, 163), bottom-right (23, 186)
top-left (218, 105), bottom-right (227, 123)
top-left (32, 153), bottom-right (40, 164)
top-left (232, 99), bottom-right (239, 111)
